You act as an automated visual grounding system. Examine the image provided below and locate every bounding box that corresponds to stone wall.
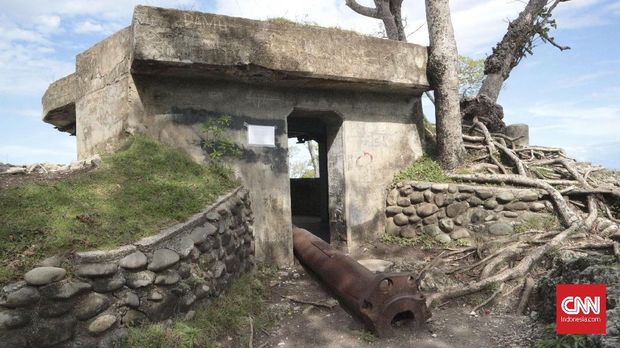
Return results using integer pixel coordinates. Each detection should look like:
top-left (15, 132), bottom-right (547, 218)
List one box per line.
top-left (385, 181), bottom-right (553, 244)
top-left (0, 187), bottom-right (254, 348)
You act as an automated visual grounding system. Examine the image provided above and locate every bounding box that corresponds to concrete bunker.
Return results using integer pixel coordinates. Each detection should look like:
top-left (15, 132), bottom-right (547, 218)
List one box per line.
top-left (41, 5), bottom-right (430, 267)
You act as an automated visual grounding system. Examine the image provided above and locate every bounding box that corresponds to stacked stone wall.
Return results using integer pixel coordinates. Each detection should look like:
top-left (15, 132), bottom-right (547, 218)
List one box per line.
top-left (0, 187), bottom-right (254, 347)
top-left (385, 181), bottom-right (553, 244)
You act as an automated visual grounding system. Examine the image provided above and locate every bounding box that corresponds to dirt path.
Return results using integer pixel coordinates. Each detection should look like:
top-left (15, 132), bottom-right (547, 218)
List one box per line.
top-left (255, 248), bottom-right (543, 348)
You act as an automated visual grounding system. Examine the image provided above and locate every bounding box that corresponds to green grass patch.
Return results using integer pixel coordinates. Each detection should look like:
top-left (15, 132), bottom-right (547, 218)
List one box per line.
top-left (380, 232), bottom-right (435, 249)
top-left (0, 137), bottom-right (237, 283)
top-left (393, 155), bottom-right (449, 184)
top-left (514, 214), bottom-right (558, 234)
top-left (125, 269), bottom-right (275, 348)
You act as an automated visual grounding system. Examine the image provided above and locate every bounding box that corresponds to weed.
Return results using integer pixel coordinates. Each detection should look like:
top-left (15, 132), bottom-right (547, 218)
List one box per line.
top-left (380, 232), bottom-right (435, 249)
top-left (514, 214), bottom-right (558, 233)
top-left (393, 156), bottom-right (449, 184)
top-left (201, 116), bottom-right (241, 164)
top-left (266, 17), bottom-right (296, 24)
top-left (360, 330), bottom-right (378, 343)
top-left (0, 137), bottom-right (237, 283)
top-left (535, 325), bottom-right (587, 348)
top-left (380, 233), bottom-right (416, 247)
top-left (125, 269), bottom-right (273, 348)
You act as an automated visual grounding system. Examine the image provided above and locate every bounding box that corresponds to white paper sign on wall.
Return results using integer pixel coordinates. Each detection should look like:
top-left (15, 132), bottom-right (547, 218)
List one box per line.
top-left (247, 125), bottom-right (275, 147)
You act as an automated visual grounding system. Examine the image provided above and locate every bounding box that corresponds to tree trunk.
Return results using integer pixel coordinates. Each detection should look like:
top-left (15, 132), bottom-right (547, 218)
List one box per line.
top-left (478, 0), bottom-right (549, 102)
top-left (425, 0), bottom-right (466, 169)
top-left (346, 0), bottom-right (406, 41)
top-left (306, 141), bottom-right (320, 177)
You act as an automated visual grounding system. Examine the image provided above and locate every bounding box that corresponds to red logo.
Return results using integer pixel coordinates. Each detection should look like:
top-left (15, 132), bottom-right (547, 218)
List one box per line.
top-left (556, 284), bottom-right (606, 334)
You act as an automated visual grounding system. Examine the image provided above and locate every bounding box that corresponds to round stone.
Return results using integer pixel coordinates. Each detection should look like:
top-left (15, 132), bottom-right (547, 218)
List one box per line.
top-left (5, 286), bottom-right (40, 308)
top-left (154, 270), bottom-right (181, 285)
top-left (431, 183), bottom-right (449, 192)
top-left (75, 293), bottom-right (111, 320)
top-left (92, 273), bottom-right (126, 293)
top-left (423, 215), bottom-right (438, 225)
top-left (402, 206), bottom-right (416, 216)
top-left (76, 263), bottom-right (118, 278)
top-left (417, 203), bottom-right (438, 217)
top-left (423, 225), bottom-right (442, 237)
top-left (446, 202), bottom-right (468, 218)
top-left (386, 206), bottom-right (403, 216)
top-left (148, 290), bottom-right (163, 301)
top-left (503, 211), bottom-right (519, 218)
top-left (439, 218), bottom-right (455, 232)
top-left (386, 188), bottom-right (399, 206)
top-left (118, 291), bottom-right (140, 308)
top-left (408, 215), bottom-right (422, 223)
top-left (397, 198), bottom-right (412, 207)
top-left (488, 222), bottom-right (514, 236)
top-left (483, 199), bottom-right (499, 210)
top-left (385, 218), bottom-right (400, 235)
top-left (148, 249), bottom-right (180, 272)
top-left (24, 267), bottom-right (66, 286)
top-left (467, 196), bottom-right (483, 207)
top-left (46, 281), bottom-right (92, 299)
top-left (400, 225), bottom-right (417, 238)
top-left (126, 271), bottom-right (156, 288)
top-left (0, 309), bottom-right (30, 329)
top-left (505, 202), bottom-right (529, 211)
top-left (496, 191), bottom-right (515, 203)
top-left (530, 202), bottom-right (546, 212)
top-left (423, 190), bottom-right (434, 203)
top-left (450, 228), bottom-right (471, 239)
top-left (434, 233), bottom-right (452, 244)
top-left (475, 189), bottom-right (494, 200)
top-left (119, 251), bottom-right (147, 270)
top-left (88, 314), bottom-right (117, 335)
top-left (174, 237), bottom-right (195, 258)
top-left (409, 192), bottom-right (425, 204)
top-left (393, 214), bottom-right (409, 226)
top-left (517, 190), bottom-right (539, 202)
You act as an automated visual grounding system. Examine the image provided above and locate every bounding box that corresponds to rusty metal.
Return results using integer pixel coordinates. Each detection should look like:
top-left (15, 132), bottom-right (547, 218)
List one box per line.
top-left (292, 226), bottom-right (431, 337)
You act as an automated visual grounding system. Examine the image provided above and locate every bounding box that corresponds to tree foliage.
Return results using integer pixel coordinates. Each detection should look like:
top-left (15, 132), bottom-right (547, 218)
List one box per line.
top-left (458, 56), bottom-right (484, 98)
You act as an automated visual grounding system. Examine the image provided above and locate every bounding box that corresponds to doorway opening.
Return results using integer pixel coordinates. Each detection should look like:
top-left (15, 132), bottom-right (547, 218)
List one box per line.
top-left (287, 109), bottom-right (344, 243)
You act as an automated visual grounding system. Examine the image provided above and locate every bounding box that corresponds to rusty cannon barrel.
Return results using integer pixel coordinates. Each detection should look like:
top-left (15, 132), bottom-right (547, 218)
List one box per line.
top-left (292, 226), bottom-right (431, 337)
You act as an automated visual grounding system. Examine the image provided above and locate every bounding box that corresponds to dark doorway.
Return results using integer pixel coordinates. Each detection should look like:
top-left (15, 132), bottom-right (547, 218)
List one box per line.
top-left (287, 114), bottom-right (330, 242)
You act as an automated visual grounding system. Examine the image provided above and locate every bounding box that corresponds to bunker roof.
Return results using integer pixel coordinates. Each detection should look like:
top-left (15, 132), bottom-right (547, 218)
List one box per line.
top-left (43, 5), bottom-right (429, 131)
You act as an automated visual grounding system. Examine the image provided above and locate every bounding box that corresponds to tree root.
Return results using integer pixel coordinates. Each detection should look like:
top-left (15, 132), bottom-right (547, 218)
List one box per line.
top-left (426, 196), bottom-right (597, 307)
top-left (516, 277), bottom-right (535, 315)
top-left (471, 283), bottom-right (504, 315)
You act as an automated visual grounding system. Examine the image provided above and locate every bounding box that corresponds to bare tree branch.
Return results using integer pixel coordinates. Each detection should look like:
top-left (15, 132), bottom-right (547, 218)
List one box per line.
top-left (345, 0), bottom-right (380, 18)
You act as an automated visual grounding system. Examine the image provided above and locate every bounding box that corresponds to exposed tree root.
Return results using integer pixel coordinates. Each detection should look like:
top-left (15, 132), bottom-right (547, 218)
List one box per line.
top-left (516, 277), bottom-right (535, 315)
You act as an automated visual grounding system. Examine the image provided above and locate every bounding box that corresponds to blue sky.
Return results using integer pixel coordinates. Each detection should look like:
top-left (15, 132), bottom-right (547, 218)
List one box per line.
top-left (1, 0), bottom-right (618, 169)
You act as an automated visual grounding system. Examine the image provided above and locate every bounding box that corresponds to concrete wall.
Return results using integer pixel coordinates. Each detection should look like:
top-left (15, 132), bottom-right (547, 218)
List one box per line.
top-left (124, 75), bottom-right (423, 264)
top-left (75, 27), bottom-right (132, 159)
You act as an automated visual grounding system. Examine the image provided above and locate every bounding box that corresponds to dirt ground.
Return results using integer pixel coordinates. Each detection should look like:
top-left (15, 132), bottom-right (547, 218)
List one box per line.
top-left (255, 242), bottom-right (544, 348)
top-left (0, 168), bottom-right (92, 189)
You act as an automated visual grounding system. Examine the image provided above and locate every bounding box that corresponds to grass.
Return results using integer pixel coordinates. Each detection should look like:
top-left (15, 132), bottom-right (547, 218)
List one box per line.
top-left (393, 155), bottom-right (449, 184)
top-left (0, 136), bottom-right (237, 283)
top-left (535, 325), bottom-right (587, 348)
top-left (514, 214), bottom-right (558, 234)
top-left (380, 232), bottom-right (436, 249)
top-left (125, 269), bottom-right (275, 348)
